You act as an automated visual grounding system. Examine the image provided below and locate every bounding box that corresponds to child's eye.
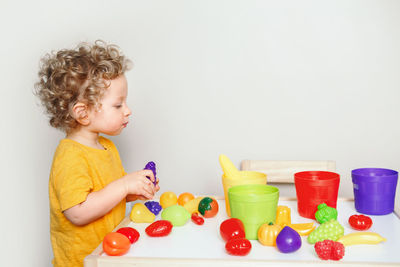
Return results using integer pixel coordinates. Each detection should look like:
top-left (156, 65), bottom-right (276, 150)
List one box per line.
top-left (115, 104), bottom-right (122, 108)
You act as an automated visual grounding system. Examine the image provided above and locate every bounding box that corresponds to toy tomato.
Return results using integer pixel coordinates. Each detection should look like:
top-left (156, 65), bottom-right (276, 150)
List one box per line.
top-left (116, 227), bottom-right (140, 244)
top-left (198, 197), bottom-right (219, 218)
top-left (220, 218), bottom-right (245, 242)
top-left (103, 232), bottom-right (131, 256)
top-left (145, 220), bottom-right (173, 237)
top-left (225, 238), bottom-right (252, 256)
top-left (348, 214), bottom-right (373, 230)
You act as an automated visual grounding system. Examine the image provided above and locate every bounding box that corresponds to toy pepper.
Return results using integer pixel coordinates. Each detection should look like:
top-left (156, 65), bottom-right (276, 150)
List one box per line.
top-left (275, 206), bottom-right (291, 227)
top-left (315, 203), bottom-right (338, 224)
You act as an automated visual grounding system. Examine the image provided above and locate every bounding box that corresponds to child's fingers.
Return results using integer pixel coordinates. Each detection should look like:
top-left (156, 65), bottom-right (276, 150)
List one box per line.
top-left (140, 169), bottom-right (155, 182)
top-left (155, 183), bottom-right (160, 192)
top-left (141, 179), bottom-right (155, 197)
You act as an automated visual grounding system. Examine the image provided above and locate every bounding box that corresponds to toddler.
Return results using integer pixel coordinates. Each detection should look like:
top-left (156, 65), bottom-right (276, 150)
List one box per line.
top-left (35, 40), bottom-right (159, 266)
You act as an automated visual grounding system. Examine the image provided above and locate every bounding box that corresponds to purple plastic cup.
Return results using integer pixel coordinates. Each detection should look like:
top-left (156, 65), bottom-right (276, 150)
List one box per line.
top-left (352, 168), bottom-right (398, 215)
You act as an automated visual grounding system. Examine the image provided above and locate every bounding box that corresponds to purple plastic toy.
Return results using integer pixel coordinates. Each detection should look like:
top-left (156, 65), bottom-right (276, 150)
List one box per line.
top-left (144, 201), bottom-right (162, 215)
top-left (276, 226), bottom-right (302, 253)
top-left (144, 161), bottom-right (157, 186)
top-left (352, 168), bottom-right (398, 215)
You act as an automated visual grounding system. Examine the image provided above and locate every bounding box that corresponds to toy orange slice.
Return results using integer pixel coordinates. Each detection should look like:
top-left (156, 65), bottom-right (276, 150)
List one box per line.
top-left (289, 222), bottom-right (316, 236)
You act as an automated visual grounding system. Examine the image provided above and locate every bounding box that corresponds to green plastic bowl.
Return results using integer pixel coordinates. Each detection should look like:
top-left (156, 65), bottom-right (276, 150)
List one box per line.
top-left (228, 184), bottom-right (279, 240)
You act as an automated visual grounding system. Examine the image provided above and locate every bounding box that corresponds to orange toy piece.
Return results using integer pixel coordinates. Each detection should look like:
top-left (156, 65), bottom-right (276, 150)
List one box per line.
top-left (160, 191), bottom-right (178, 209)
top-left (289, 222), bottom-right (316, 236)
top-left (258, 222), bottom-right (282, 246)
top-left (103, 232), bottom-right (131, 256)
top-left (275, 205), bottom-right (315, 236)
top-left (177, 192), bottom-right (195, 206)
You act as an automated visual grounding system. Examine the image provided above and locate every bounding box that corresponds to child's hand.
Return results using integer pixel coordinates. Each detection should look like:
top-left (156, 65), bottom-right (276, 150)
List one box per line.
top-left (123, 170), bottom-right (156, 199)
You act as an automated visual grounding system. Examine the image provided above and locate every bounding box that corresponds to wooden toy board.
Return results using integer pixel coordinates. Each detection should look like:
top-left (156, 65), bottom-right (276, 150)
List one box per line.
top-left (85, 197), bottom-right (400, 267)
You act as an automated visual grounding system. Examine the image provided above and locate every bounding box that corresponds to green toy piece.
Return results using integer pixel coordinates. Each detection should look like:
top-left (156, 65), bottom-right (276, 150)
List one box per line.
top-left (315, 203), bottom-right (338, 224)
top-left (161, 205), bottom-right (190, 226)
top-left (307, 219), bottom-right (344, 244)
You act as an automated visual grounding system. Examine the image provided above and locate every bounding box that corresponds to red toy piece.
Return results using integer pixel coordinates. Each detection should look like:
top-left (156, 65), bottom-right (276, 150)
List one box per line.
top-left (220, 218), bottom-right (246, 242)
top-left (103, 232), bottom-right (131, 256)
top-left (348, 214), bottom-right (373, 231)
top-left (191, 212), bottom-right (204, 225)
top-left (145, 220), bottom-right (173, 237)
top-left (116, 227), bottom-right (140, 244)
top-left (225, 238), bottom-right (252, 256)
top-left (314, 240), bottom-right (345, 261)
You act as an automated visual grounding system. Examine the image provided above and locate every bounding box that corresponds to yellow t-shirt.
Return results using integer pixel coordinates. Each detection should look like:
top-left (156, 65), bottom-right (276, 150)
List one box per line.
top-left (49, 136), bottom-right (126, 267)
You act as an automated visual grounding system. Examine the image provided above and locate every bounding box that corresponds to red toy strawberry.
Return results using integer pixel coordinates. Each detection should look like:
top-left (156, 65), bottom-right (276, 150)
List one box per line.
top-left (314, 240), bottom-right (333, 260)
top-left (314, 240), bottom-right (345, 261)
top-left (331, 241), bottom-right (345, 260)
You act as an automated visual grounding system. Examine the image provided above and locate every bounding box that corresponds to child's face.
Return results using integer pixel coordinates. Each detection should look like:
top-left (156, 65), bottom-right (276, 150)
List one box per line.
top-left (89, 75), bottom-right (132, 136)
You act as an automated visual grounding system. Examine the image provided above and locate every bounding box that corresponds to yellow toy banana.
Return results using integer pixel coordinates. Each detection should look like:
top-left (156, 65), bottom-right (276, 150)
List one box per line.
top-left (337, 232), bottom-right (386, 246)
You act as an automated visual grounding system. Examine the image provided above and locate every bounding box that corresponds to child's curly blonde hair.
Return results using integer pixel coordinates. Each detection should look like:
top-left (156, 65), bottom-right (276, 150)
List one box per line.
top-left (35, 40), bottom-right (131, 133)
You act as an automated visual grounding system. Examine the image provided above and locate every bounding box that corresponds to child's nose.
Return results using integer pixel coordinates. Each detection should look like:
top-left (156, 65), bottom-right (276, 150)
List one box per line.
top-left (125, 106), bottom-right (132, 116)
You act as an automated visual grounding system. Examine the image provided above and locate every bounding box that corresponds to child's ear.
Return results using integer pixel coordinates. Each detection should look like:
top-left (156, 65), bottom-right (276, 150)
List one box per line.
top-left (71, 102), bottom-right (90, 126)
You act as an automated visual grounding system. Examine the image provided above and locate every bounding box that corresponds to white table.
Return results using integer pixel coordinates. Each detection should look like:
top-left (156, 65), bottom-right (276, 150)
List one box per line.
top-left (85, 197), bottom-right (400, 266)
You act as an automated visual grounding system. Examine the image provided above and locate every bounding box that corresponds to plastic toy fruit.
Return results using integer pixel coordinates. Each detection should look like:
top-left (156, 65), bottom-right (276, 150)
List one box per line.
top-left (183, 196), bottom-right (203, 214)
top-left (144, 201), bottom-right (162, 216)
top-left (276, 206), bottom-right (291, 227)
top-left (198, 197), bottom-right (219, 218)
top-left (130, 203), bottom-right (156, 223)
top-left (220, 218), bottom-right (246, 242)
top-left (315, 203), bottom-right (338, 224)
top-left (103, 232), bottom-right (131, 256)
top-left (143, 161), bottom-right (157, 186)
top-left (348, 214), bottom-right (373, 231)
top-left (276, 226), bottom-right (302, 253)
top-left (314, 240), bottom-right (345, 260)
top-left (308, 219), bottom-right (344, 244)
top-left (191, 212), bottom-right (204, 225)
top-left (116, 227), bottom-right (140, 244)
top-left (177, 192), bottom-right (195, 206)
top-left (289, 222), bottom-right (316, 236)
top-left (160, 191), bottom-right (178, 209)
top-left (337, 232), bottom-right (386, 246)
top-left (258, 222), bottom-right (282, 246)
top-left (145, 220), bottom-right (173, 237)
top-left (161, 204), bottom-right (191, 226)
top-left (225, 238), bottom-right (252, 256)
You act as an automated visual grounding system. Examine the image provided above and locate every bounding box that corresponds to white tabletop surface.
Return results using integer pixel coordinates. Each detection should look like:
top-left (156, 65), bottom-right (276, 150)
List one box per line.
top-left (94, 198), bottom-right (400, 265)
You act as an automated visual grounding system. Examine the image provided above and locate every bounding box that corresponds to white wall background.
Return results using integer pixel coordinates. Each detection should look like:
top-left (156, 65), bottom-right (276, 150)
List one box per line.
top-left (1, 0), bottom-right (399, 266)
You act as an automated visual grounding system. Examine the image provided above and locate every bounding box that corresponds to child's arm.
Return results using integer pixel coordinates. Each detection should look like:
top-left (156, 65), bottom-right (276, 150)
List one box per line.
top-left (63, 170), bottom-right (156, 226)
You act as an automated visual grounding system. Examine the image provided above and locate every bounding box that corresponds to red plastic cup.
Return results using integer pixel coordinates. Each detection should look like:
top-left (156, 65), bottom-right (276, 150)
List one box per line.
top-left (294, 171), bottom-right (340, 219)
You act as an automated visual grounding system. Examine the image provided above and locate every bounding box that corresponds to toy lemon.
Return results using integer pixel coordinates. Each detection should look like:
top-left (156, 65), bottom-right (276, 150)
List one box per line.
top-left (183, 196), bottom-right (203, 214)
top-left (160, 191), bottom-right (178, 209)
